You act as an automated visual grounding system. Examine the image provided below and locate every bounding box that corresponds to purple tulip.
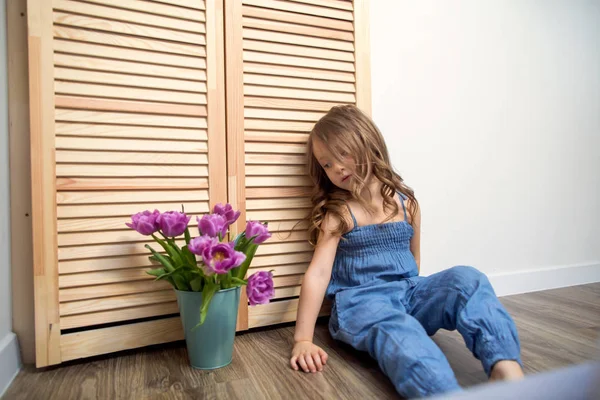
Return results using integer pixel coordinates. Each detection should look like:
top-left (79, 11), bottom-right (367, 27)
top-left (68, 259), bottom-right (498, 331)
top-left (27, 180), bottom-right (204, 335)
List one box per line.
top-left (202, 242), bottom-right (246, 274)
top-left (198, 214), bottom-right (228, 238)
top-left (188, 235), bottom-right (217, 256)
top-left (246, 271), bottom-right (275, 306)
top-left (213, 203), bottom-right (241, 226)
top-left (245, 221), bottom-right (271, 244)
top-left (126, 210), bottom-right (160, 236)
top-left (157, 211), bottom-right (191, 237)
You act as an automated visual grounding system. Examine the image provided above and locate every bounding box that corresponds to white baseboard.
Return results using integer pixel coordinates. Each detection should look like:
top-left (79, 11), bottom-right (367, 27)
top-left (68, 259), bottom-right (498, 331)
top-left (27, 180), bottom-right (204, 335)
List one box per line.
top-left (489, 262), bottom-right (600, 297)
top-left (0, 332), bottom-right (21, 397)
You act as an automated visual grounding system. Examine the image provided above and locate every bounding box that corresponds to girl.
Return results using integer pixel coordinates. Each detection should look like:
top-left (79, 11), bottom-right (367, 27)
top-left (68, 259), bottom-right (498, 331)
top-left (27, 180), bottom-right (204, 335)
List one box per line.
top-left (289, 105), bottom-right (524, 398)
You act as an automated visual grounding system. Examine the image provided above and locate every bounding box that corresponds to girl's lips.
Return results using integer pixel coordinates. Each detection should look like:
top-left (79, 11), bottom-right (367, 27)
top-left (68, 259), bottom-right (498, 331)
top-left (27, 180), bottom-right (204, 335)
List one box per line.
top-left (342, 175), bottom-right (350, 182)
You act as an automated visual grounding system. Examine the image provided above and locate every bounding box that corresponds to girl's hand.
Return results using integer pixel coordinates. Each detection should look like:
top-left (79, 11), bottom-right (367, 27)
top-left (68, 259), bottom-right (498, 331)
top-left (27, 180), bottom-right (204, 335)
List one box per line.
top-left (290, 340), bottom-right (328, 373)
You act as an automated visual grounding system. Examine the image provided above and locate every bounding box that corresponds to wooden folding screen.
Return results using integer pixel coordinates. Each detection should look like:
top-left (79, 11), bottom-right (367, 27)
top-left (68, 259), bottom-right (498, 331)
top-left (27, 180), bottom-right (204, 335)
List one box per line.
top-left (28, 0), bottom-right (226, 367)
top-left (225, 0), bottom-right (371, 330)
top-left (27, 0), bottom-right (370, 366)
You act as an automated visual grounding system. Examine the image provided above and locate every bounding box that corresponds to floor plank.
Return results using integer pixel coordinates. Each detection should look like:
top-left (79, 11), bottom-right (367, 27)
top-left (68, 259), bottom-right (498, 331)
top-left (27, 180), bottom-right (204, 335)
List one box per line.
top-left (3, 283), bottom-right (599, 400)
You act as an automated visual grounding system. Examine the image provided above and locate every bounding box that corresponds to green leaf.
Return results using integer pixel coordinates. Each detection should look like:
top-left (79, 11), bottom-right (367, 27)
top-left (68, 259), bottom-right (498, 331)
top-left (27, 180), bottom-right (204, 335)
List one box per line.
top-left (172, 273), bottom-right (189, 291)
top-left (234, 243), bottom-right (258, 280)
top-left (190, 277), bottom-right (203, 292)
top-left (230, 277), bottom-right (247, 286)
top-left (146, 268), bottom-right (165, 277)
top-left (182, 245), bottom-right (197, 267)
top-left (194, 282), bottom-right (219, 329)
top-left (184, 226), bottom-right (191, 245)
top-left (144, 244), bottom-right (174, 272)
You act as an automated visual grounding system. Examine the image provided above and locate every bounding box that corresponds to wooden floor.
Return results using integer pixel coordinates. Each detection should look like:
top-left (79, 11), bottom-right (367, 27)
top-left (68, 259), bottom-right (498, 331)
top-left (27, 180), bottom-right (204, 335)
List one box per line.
top-left (4, 283), bottom-right (599, 400)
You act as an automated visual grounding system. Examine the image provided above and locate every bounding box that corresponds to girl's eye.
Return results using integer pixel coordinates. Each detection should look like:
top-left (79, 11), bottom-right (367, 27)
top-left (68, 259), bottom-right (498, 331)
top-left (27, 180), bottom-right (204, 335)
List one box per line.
top-left (323, 163), bottom-right (331, 169)
top-left (340, 151), bottom-right (348, 158)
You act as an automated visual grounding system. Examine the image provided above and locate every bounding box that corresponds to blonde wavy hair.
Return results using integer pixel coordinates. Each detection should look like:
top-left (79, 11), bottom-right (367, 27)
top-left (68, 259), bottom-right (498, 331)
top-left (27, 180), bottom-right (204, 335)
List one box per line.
top-left (306, 105), bottom-right (418, 245)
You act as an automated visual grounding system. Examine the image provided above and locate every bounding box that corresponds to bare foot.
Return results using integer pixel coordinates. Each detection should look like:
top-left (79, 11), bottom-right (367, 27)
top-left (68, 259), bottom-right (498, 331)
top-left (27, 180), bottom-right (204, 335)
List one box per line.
top-left (490, 360), bottom-right (524, 382)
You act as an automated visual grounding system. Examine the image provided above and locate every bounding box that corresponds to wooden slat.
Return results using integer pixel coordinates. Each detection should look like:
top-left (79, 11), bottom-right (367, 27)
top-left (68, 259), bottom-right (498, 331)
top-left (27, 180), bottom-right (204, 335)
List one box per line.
top-left (57, 200), bottom-right (209, 219)
top-left (59, 280), bottom-right (171, 302)
top-left (54, 39), bottom-right (206, 69)
top-left (55, 123), bottom-right (208, 141)
top-left (248, 298), bottom-right (329, 328)
top-left (244, 74), bottom-right (354, 93)
top-left (52, 0), bottom-right (205, 34)
top-left (75, 0), bottom-right (206, 22)
top-left (55, 81), bottom-right (207, 105)
top-left (56, 150), bottom-right (209, 165)
top-left (245, 165), bottom-right (306, 176)
top-left (244, 96), bottom-right (343, 112)
top-left (55, 137), bottom-right (207, 153)
top-left (245, 85), bottom-right (356, 103)
top-left (54, 96), bottom-right (207, 117)
top-left (246, 176), bottom-right (312, 187)
top-left (56, 164), bottom-right (209, 178)
top-left (57, 189), bottom-right (208, 205)
top-left (272, 286), bottom-right (301, 299)
top-left (59, 254), bottom-right (159, 274)
top-left (60, 290), bottom-right (176, 316)
top-left (260, 219), bottom-right (309, 232)
top-left (245, 107), bottom-right (326, 121)
top-left (58, 228), bottom-right (188, 247)
top-left (249, 262), bottom-right (309, 276)
top-left (56, 177), bottom-right (209, 192)
top-left (252, 252), bottom-right (313, 267)
top-left (267, 230), bottom-right (308, 243)
top-left (247, 198), bottom-right (310, 210)
top-left (245, 153), bottom-right (305, 165)
top-left (242, 4), bottom-right (353, 31)
top-left (225, 0), bottom-right (249, 330)
top-left (244, 62), bottom-right (354, 82)
top-left (244, 119), bottom-right (315, 132)
top-left (53, 27), bottom-right (205, 57)
top-left (242, 16), bottom-right (353, 41)
top-left (242, 0), bottom-right (353, 21)
top-left (54, 53), bottom-right (206, 81)
top-left (255, 241), bottom-right (313, 256)
top-left (244, 51), bottom-right (354, 72)
top-left (58, 239), bottom-right (188, 261)
top-left (245, 131), bottom-right (308, 143)
top-left (54, 67), bottom-right (207, 93)
top-left (60, 317), bottom-right (184, 362)
top-left (245, 142), bottom-right (306, 155)
top-left (243, 28), bottom-right (353, 52)
top-left (60, 302), bottom-right (179, 330)
top-left (54, 111), bottom-right (208, 129)
top-left (288, 0), bottom-right (353, 11)
top-left (59, 267), bottom-right (154, 287)
top-left (354, 0), bottom-right (372, 115)
top-left (28, 0), bottom-right (62, 367)
top-left (246, 187), bottom-right (312, 199)
top-left (244, 39), bottom-right (353, 62)
top-left (273, 274), bottom-right (303, 287)
top-left (52, 12), bottom-right (205, 46)
top-left (248, 209), bottom-right (309, 221)
top-left (153, 0), bottom-right (206, 11)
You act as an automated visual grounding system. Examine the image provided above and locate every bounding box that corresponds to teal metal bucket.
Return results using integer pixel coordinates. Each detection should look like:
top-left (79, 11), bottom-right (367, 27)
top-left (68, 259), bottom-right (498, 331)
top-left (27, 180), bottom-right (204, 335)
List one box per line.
top-left (174, 286), bottom-right (240, 370)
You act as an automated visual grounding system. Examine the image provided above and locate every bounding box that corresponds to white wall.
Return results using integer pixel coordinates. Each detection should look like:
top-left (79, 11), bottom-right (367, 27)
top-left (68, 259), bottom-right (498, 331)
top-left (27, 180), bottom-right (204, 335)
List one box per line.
top-left (0, 0), bottom-right (20, 394)
top-left (371, 0), bottom-right (600, 293)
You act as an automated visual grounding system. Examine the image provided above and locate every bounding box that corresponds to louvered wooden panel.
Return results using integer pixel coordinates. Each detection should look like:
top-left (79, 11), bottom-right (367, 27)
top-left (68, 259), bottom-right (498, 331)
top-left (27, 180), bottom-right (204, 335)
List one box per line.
top-left (225, 0), bottom-right (371, 329)
top-left (28, 0), bottom-right (226, 366)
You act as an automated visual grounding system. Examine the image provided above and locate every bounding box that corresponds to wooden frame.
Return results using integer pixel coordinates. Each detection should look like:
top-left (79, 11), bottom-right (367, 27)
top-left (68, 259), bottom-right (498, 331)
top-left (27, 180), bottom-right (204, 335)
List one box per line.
top-left (354, 0), bottom-right (371, 115)
top-left (27, 0), bottom-right (61, 367)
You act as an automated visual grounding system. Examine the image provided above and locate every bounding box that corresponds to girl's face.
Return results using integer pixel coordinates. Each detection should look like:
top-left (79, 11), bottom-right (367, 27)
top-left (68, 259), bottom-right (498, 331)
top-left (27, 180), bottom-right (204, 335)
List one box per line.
top-left (311, 137), bottom-right (356, 191)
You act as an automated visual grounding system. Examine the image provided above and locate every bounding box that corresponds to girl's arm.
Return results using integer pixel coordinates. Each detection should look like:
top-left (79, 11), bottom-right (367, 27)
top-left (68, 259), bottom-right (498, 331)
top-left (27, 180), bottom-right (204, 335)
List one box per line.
top-left (410, 203), bottom-right (421, 273)
top-left (291, 214), bottom-right (340, 372)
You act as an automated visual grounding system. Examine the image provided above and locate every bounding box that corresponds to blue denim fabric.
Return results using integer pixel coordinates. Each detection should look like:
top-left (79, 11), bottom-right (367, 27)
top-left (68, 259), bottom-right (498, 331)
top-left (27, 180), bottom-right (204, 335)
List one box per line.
top-left (325, 203), bottom-right (522, 398)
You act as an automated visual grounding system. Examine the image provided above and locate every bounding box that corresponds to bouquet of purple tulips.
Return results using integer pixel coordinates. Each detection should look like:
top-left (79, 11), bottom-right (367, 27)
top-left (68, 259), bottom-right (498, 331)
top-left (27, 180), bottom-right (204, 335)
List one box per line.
top-left (126, 203), bottom-right (275, 325)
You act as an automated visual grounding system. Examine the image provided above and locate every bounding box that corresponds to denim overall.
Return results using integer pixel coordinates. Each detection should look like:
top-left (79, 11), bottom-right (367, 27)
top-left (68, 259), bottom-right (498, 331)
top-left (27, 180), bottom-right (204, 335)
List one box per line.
top-left (326, 197), bottom-right (522, 398)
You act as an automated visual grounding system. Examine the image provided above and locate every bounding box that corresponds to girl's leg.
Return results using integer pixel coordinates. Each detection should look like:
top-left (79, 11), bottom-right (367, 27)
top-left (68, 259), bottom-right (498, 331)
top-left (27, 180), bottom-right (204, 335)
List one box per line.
top-left (331, 295), bottom-right (461, 398)
top-left (405, 266), bottom-right (523, 377)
